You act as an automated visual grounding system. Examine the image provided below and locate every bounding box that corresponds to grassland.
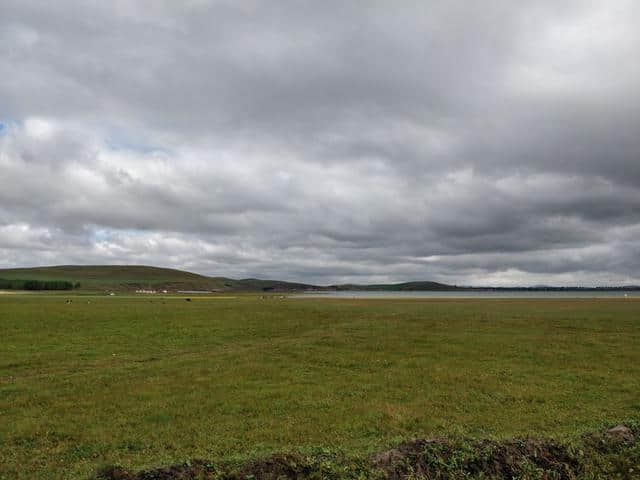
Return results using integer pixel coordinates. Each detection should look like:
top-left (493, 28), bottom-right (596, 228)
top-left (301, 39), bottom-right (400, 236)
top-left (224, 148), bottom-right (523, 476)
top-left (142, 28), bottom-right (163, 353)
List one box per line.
top-left (1, 296), bottom-right (639, 479)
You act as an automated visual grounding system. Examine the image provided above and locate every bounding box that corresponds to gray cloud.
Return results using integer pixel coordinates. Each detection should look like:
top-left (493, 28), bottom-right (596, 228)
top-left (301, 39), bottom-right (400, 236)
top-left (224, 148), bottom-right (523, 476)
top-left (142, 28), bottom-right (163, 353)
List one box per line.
top-left (1, 1), bottom-right (639, 286)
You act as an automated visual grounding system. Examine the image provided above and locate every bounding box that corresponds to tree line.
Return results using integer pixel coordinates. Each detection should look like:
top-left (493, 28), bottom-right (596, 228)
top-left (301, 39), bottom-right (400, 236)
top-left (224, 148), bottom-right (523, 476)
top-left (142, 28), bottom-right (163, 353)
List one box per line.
top-left (0, 279), bottom-right (78, 290)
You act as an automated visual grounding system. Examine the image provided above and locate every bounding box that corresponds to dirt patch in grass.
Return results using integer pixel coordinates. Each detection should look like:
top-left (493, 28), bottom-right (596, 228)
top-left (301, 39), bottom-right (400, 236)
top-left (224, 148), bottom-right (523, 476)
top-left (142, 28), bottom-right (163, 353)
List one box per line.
top-left (96, 455), bottom-right (315, 480)
top-left (98, 460), bottom-right (218, 480)
top-left (583, 424), bottom-right (637, 453)
top-left (95, 425), bottom-right (637, 480)
top-left (373, 437), bottom-right (581, 480)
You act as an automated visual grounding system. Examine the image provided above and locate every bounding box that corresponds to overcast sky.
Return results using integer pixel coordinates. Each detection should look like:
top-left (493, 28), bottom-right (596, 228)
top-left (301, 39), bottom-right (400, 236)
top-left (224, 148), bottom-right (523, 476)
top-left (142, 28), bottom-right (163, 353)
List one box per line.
top-left (1, 1), bottom-right (639, 286)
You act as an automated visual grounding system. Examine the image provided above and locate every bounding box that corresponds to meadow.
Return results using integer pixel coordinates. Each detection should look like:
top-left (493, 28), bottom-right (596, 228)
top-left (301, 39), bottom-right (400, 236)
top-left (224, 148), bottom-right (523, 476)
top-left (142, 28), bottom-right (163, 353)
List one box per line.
top-left (1, 295), bottom-right (639, 479)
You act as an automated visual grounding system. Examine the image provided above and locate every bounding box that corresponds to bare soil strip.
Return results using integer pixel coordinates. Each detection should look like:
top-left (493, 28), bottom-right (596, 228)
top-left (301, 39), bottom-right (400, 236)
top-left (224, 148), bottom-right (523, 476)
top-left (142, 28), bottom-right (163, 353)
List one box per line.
top-left (96, 424), bottom-right (637, 479)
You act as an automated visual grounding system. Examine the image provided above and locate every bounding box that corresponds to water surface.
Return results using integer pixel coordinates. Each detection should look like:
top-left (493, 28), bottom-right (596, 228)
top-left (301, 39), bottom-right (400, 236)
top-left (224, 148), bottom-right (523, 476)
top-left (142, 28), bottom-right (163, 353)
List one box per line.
top-left (296, 290), bottom-right (640, 299)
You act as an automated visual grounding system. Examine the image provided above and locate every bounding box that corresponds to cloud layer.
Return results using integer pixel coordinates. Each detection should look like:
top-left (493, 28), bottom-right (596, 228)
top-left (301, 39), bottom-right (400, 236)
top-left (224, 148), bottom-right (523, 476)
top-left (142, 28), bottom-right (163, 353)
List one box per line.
top-left (1, 1), bottom-right (639, 285)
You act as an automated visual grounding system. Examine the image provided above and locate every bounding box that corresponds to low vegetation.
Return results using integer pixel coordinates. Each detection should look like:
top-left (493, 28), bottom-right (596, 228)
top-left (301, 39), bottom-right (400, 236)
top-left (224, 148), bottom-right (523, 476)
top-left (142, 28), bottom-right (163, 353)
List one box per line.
top-left (0, 278), bottom-right (76, 290)
top-left (1, 296), bottom-right (638, 479)
top-left (98, 424), bottom-right (640, 479)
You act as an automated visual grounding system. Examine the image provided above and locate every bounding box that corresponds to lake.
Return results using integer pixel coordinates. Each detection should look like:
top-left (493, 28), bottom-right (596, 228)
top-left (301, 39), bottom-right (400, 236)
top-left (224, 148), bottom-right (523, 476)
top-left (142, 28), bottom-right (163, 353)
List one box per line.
top-left (296, 290), bottom-right (640, 299)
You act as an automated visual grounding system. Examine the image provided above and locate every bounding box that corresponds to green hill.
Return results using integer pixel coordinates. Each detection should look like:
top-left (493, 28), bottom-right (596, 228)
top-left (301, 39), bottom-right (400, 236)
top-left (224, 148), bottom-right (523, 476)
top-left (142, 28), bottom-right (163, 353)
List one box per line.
top-left (0, 265), bottom-right (460, 292)
top-left (0, 265), bottom-right (320, 293)
top-left (0, 265), bottom-right (227, 292)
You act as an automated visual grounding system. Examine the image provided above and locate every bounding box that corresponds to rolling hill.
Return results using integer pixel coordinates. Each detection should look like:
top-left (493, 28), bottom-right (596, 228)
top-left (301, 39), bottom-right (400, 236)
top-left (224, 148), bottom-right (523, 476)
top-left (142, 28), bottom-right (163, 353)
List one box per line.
top-left (330, 281), bottom-right (457, 291)
top-left (0, 265), bottom-right (228, 292)
top-left (0, 265), bottom-right (462, 292)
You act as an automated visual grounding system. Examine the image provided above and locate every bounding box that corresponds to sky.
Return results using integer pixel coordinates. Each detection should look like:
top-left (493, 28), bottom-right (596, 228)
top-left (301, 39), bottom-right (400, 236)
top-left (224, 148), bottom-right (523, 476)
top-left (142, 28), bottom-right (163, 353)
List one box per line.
top-left (1, 1), bottom-right (639, 286)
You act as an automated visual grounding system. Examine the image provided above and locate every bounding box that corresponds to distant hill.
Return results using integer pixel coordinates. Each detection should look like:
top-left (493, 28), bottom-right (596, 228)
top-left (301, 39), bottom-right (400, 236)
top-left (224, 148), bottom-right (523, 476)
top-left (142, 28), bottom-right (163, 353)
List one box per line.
top-left (0, 265), bottom-right (325, 292)
top-left (0, 265), bottom-right (227, 292)
top-left (329, 281), bottom-right (458, 291)
top-left (0, 265), bottom-right (462, 293)
top-left (226, 278), bottom-right (318, 291)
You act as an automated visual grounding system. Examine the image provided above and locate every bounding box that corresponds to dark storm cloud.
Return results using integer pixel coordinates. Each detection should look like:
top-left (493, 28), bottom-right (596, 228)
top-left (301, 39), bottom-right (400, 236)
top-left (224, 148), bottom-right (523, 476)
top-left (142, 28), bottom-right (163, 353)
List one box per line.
top-left (1, 1), bottom-right (639, 285)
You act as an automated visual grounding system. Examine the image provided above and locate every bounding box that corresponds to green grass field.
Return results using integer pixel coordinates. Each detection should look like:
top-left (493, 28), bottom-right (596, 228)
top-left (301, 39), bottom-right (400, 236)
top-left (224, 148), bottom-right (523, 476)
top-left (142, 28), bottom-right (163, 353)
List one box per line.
top-left (1, 296), bottom-right (639, 479)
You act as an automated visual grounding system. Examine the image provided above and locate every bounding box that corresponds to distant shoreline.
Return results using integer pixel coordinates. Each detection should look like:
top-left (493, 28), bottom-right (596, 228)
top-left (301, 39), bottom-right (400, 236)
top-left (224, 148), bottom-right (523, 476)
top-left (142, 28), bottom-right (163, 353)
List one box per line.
top-left (297, 289), bottom-right (640, 299)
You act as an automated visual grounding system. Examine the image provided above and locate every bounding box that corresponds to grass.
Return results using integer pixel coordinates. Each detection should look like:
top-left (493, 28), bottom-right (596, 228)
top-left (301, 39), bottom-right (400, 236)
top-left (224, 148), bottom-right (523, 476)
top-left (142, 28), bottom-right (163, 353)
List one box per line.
top-left (1, 296), bottom-right (639, 479)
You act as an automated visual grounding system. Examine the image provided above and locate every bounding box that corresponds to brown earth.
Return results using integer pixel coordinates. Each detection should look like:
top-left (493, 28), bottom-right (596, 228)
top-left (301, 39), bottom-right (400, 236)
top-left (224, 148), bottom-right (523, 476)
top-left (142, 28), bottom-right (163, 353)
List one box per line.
top-left (96, 425), bottom-right (636, 480)
top-left (372, 437), bottom-right (581, 480)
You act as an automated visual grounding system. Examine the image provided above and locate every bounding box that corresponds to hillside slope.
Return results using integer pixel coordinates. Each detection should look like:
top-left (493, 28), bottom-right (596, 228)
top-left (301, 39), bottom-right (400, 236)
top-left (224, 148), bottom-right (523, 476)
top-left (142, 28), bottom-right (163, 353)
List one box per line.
top-left (0, 265), bottom-right (460, 292)
top-left (0, 265), bottom-right (228, 292)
